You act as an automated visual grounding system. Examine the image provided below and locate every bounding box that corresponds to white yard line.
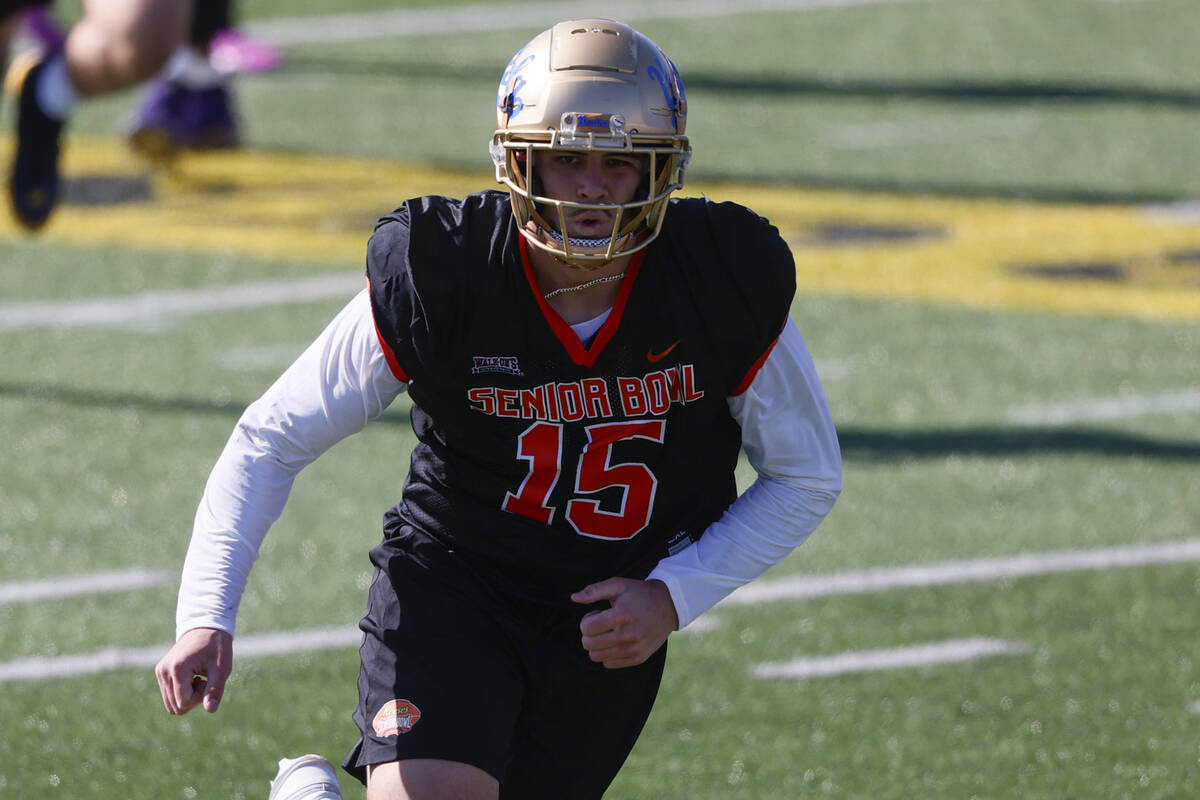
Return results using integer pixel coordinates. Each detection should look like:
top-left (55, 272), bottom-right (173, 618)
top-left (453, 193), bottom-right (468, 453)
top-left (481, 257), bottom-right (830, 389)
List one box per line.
top-left (1005, 388), bottom-right (1200, 426)
top-left (0, 627), bottom-right (361, 683)
top-left (5, 539), bottom-right (1199, 681)
top-left (245, 0), bottom-right (932, 46)
top-left (0, 273), bottom-right (362, 332)
top-left (0, 569), bottom-right (173, 606)
top-left (678, 615), bottom-right (723, 633)
top-left (722, 539), bottom-right (1200, 605)
top-left (752, 637), bottom-right (1030, 679)
top-left (219, 343), bottom-right (308, 370)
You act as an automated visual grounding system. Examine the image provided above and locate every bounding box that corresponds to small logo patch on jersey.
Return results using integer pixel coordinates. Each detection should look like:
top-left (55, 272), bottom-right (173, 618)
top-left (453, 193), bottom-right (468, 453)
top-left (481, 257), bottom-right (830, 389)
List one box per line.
top-left (667, 530), bottom-right (693, 556)
top-left (372, 699), bottom-right (422, 737)
top-left (647, 340), bottom-right (681, 363)
top-left (472, 355), bottom-right (524, 376)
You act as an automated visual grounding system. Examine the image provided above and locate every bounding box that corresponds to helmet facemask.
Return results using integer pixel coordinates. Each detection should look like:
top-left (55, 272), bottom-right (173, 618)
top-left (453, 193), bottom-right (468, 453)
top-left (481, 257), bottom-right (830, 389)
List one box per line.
top-left (491, 119), bottom-right (688, 268)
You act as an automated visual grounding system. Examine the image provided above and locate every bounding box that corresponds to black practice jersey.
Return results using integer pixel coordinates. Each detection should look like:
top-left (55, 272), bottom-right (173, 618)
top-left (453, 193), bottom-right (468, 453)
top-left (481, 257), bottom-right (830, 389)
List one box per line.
top-left (367, 190), bottom-right (795, 604)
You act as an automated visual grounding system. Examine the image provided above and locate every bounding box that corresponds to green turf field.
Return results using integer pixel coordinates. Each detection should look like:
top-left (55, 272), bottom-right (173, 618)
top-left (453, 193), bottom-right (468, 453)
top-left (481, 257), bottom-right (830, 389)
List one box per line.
top-left (2, 1), bottom-right (1198, 798)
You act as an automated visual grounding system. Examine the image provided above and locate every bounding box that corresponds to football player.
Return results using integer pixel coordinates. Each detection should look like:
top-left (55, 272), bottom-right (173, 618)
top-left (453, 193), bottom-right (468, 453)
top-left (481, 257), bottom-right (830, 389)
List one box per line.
top-left (1, 0), bottom-right (193, 229)
top-left (155, 18), bottom-right (842, 800)
top-left (14, 0), bottom-right (253, 161)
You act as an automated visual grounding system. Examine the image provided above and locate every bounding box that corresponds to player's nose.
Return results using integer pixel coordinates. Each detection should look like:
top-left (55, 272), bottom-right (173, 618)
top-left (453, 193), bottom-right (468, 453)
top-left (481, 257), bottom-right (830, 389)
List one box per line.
top-left (576, 156), bottom-right (609, 202)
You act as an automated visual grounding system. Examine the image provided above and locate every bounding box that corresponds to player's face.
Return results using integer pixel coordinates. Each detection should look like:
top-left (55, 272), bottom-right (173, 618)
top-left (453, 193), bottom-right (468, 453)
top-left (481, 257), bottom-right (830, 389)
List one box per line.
top-left (533, 150), bottom-right (646, 240)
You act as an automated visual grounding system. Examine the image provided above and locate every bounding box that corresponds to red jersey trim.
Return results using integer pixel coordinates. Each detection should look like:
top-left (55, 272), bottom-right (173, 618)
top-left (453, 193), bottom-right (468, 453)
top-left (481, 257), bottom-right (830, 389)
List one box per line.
top-left (731, 330), bottom-right (782, 397)
top-left (366, 278), bottom-right (410, 383)
top-left (520, 236), bottom-right (645, 369)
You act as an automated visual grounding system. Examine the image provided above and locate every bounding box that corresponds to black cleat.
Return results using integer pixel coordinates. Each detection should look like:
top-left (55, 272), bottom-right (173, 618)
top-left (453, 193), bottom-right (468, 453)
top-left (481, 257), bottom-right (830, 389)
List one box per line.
top-left (6, 50), bottom-right (65, 231)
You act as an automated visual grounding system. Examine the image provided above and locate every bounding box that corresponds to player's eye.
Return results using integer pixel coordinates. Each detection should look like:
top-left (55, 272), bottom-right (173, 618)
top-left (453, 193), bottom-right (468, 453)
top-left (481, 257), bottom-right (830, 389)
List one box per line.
top-left (607, 156), bottom-right (643, 171)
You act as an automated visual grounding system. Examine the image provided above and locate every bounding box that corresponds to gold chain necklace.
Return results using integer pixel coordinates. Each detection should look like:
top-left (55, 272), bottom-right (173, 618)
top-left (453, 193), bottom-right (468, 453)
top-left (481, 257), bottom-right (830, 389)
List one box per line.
top-left (542, 272), bottom-right (626, 301)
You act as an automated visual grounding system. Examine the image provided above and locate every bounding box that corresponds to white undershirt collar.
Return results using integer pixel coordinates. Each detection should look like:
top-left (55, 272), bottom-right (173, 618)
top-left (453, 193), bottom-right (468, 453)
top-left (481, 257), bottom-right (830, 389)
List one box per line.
top-left (568, 307), bottom-right (612, 344)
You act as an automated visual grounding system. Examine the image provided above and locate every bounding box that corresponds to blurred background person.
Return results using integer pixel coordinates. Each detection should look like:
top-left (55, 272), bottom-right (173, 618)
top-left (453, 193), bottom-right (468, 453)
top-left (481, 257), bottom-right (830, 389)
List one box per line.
top-left (2, 0), bottom-right (192, 229)
top-left (127, 0), bottom-right (283, 158)
top-left (3, 0), bottom-right (280, 230)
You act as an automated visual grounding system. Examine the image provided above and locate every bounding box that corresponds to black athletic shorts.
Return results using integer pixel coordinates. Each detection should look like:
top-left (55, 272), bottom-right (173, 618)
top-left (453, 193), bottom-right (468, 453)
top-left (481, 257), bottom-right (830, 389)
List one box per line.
top-left (342, 527), bottom-right (667, 799)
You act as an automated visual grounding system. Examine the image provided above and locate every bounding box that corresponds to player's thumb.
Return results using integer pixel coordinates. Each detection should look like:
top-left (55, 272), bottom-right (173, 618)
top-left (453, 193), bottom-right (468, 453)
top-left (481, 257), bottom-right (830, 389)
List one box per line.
top-left (201, 660), bottom-right (228, 713)
top-left (570, 577), bottom-right (624, 605)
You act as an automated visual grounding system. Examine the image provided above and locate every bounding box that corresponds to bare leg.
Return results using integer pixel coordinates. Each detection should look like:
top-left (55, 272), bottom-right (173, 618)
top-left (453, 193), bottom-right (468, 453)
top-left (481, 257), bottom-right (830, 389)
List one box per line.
top-left (366, 759), bottom-right (499, 800)
top-left (65, 0), bottom-right (191, 96)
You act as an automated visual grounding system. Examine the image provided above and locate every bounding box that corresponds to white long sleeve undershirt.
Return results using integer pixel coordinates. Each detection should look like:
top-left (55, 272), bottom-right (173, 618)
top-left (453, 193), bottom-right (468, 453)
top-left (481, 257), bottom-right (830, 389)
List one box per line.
top-left (175, 288), bottom-right (841, 639)
top-left (647, 322), bottom-right (842, 627)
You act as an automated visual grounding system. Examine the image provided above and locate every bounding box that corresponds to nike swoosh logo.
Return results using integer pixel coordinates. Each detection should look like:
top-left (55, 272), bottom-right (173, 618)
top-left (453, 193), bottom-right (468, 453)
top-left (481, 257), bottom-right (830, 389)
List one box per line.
top-left (647, 340), bottom-right (681, 363)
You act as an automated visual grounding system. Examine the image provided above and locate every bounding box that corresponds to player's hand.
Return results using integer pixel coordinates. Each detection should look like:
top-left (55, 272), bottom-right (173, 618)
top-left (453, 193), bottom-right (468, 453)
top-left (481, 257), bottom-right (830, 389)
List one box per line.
top-left (155, 627), bottom-right (233, 715)
top-left (570, 578), bottom-right (679, 669)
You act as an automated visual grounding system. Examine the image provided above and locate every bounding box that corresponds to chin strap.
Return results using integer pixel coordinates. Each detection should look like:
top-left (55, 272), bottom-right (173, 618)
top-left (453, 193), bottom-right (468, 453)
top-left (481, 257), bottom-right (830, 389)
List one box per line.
top-left (544, 228), bottom-right (614, 250)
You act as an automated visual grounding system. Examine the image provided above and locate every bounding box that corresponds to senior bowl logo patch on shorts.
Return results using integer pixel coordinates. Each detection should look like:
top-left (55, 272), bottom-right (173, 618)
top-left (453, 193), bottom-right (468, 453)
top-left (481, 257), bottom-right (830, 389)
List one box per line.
top-left (372, 699), bottom-right (422, 737)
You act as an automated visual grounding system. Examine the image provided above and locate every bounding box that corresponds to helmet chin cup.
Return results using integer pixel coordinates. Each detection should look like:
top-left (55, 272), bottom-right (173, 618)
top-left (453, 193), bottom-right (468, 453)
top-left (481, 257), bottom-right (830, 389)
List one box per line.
top-left (530, 225), bottom-right (637, 269)
top-left (491, 19), bottom-right (690, 270)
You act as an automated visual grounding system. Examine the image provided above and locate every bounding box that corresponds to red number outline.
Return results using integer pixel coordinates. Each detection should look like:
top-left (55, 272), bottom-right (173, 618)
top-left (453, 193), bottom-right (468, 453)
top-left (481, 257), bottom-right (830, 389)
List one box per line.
top-left (503, 420), bottom-right (665, 540)
top-left (501, 422), bottom-right (562, 524)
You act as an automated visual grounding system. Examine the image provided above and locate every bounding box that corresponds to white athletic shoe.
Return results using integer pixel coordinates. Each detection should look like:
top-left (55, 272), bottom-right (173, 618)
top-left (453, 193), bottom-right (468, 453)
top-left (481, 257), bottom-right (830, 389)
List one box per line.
top-left (267, 754), bottom-right (343, 800)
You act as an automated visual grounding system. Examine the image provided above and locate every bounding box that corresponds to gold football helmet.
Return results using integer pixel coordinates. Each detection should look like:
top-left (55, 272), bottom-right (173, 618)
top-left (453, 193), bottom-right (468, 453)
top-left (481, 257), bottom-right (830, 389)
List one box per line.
top-left (491, 19), bottom-right (690, 269)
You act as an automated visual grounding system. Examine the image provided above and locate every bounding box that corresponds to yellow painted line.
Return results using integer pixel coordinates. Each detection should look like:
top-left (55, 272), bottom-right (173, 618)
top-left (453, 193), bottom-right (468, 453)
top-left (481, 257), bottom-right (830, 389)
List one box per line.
top-left (733, 186), bottom-right (1200, 322)
top-left (2, 137), bottom-right (488, 266)
top-left (3, 137), bottom-right (1199, 322)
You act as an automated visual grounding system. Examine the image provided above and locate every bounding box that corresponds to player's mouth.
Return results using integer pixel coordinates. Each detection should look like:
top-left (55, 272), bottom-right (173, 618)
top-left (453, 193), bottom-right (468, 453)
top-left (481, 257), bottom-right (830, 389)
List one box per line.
top-left (565, 208), bottom-right (615, 236)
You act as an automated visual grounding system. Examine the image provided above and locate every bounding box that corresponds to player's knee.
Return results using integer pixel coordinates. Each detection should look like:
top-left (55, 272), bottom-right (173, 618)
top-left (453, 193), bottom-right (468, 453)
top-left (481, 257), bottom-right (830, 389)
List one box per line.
top-left (124, 37), bottom-right (176, 80)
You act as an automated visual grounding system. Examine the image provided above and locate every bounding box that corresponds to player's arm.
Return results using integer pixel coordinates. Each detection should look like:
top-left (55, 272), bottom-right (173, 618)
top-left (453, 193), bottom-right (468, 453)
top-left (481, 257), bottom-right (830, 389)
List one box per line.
top-left (645, 318), bottom-right (842, 629)
top-left (156, 288), bottom-right (406, 714)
